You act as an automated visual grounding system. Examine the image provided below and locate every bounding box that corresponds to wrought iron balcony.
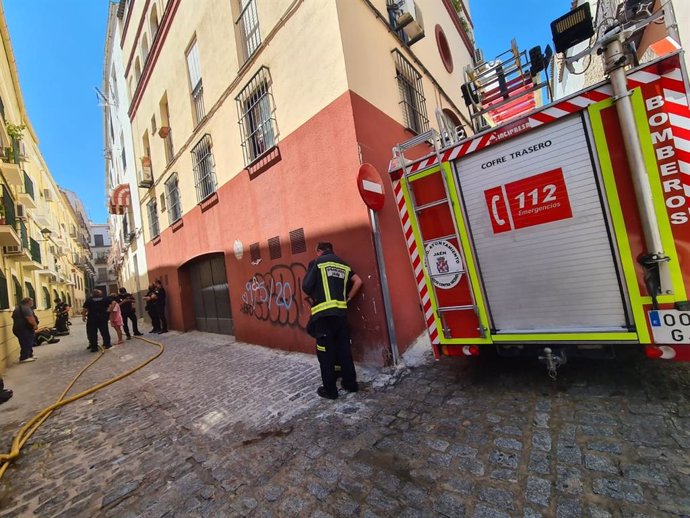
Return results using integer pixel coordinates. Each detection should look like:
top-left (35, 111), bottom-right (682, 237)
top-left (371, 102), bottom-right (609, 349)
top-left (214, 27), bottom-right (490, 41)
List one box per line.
top-left (30, 237), bottom-right (41, 263)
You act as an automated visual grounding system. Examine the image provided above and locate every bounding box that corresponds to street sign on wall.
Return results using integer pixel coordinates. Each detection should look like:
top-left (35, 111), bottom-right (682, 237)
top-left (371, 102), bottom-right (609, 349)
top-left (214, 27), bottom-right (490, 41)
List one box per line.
top-left (357, 163), bottom-right (386, 212)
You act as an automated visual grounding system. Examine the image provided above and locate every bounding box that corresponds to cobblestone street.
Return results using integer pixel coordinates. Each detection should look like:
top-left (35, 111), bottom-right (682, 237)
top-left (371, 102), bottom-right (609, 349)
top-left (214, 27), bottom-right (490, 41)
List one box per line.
top-left (0, 323), bottom-right (689, 517)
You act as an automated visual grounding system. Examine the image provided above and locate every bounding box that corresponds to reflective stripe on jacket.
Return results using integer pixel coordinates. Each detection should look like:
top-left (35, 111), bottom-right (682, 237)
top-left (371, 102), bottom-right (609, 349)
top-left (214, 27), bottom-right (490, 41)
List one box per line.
top-left (302, 254), bottom-right (353, 318)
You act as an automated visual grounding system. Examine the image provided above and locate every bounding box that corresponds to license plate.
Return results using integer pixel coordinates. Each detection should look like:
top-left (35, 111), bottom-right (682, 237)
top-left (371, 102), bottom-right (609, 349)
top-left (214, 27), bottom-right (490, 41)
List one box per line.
top-left (649, 310), bottom-right (690, 344)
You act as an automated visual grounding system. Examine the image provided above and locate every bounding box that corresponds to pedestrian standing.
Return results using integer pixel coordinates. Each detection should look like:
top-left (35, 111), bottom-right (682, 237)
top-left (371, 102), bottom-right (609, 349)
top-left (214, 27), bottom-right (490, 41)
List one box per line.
top-left (302, 242), bottom-right (363, 399)
top-left (82, 289), bottom-right (113, 352)
top-left (53, 298), bottom-right (70, 335)
top-left (12, 297), bottom-right (38, 363)
top-left (153, 279), bottom-right (168, 334)
top-left (117, 287), bottom-right (142, 339)
top-left (109, 292), bottom-right (124, 344)
top-left (144, 284), bottom-right (160, 333)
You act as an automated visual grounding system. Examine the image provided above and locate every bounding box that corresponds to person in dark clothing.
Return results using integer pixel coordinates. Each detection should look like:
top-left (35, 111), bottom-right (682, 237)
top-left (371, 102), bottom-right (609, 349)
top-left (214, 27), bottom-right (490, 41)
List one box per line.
top-left (152, 280), bottom-right (168, 334)
top-left (53, 298), bottom-right (70, 335)
top-left (117, 287), bottom-right (143, 339)
top-left (12, 297), bottom-right (38, 363)
top-left (144, 284), bottom-right (160, 333)
top-left (82, 289), bottom-right (112, 352)
top-left (302, 242), bottom-right (363, 400)
top-left (0, 378), bottom-right (12, 404)
top-left (34, 327), bottom-right (60, 346)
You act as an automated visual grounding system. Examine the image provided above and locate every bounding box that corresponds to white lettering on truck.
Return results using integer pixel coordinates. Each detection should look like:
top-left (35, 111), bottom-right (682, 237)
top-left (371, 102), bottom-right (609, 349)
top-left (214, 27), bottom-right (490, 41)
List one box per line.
top-left (645, 95), bottom-right (690, 225)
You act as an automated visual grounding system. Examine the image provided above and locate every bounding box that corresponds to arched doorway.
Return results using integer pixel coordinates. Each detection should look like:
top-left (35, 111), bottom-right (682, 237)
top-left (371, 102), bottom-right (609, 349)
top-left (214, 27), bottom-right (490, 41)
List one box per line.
top-left (182, 253), bottom-right (232, 335)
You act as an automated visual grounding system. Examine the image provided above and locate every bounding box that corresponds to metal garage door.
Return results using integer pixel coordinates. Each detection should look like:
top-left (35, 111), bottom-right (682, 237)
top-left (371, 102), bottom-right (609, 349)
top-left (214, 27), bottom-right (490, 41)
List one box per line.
top-left (188, 254), bottom-right (233, 335)
top-left (454, 115), bottom-right (630, 333)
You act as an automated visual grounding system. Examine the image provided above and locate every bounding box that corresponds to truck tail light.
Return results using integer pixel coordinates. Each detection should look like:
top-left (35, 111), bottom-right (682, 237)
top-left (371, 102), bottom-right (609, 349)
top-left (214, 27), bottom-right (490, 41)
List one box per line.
top-left (645, 346), bottom-right (664, 359)
top-left (645, 346), bottom-right (677, 360)
top-left (463, 345), bottom-right (480, 357)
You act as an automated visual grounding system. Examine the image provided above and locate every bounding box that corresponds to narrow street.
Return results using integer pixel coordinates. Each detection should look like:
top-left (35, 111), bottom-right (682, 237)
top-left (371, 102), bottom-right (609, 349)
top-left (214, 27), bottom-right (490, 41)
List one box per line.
top-left (0, 324), bottom-right (689, 517)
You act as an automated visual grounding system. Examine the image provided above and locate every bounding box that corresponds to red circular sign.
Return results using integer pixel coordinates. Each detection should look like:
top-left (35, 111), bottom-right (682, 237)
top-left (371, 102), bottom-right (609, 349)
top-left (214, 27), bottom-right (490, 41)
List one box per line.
top-left (357, 163), bottom-right (386, 212)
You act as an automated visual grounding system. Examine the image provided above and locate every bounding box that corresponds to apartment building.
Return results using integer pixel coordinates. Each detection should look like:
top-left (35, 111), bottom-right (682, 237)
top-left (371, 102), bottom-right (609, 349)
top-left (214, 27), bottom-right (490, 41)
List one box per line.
top-left (0, 4), bottom-right (92, 368)
top-left (61, 188), bottom-right (96, 297)
top-left (90, 223), bottom-right (118, 295)
top-left (115, 0), bottom-right (475, 365)
top-left (103, 2), bottom-right (149, 318)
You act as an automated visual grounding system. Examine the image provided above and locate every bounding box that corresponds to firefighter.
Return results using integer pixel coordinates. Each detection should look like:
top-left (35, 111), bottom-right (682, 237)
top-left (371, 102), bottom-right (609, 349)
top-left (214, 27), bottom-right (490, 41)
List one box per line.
top-left (303, 241), bottom-right (362, 400)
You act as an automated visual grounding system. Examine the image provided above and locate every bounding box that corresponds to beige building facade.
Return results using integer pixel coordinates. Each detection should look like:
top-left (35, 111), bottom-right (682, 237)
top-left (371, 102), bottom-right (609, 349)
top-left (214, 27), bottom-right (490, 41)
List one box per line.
top-left (0, 3), bottom-right (92, 369)
top-left (113, 0), bottom-right (475, 364)
top-left (104, 2), bottom-right (149, 316)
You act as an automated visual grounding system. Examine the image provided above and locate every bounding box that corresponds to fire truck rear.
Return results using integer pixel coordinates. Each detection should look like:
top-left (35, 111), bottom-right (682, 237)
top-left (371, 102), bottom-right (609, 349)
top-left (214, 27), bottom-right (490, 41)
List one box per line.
top-left (388, 3), bottom-right (690, 373)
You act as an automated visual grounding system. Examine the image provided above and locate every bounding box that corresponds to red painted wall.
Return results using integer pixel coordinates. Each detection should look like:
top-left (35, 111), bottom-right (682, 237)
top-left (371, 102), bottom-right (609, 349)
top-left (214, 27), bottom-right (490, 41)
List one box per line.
top-left (144, 91), bottom-right (426, 365)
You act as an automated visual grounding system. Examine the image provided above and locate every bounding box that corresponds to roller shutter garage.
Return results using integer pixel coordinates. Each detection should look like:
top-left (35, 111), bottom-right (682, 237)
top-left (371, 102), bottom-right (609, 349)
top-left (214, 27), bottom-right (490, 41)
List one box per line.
top-left (454, 115), bottom-right (630, 334)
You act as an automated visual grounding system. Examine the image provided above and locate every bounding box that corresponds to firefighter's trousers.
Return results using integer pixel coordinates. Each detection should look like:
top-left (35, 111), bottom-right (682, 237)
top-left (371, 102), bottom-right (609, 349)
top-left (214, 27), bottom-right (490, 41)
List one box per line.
top-left (314, 315), bottom-right (357, 394)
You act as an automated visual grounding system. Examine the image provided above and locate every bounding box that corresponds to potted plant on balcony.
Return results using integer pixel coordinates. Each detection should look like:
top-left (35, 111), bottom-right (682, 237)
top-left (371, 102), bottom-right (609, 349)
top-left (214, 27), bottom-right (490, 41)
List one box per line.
top-left (6, 123), bottom-right (25, 142)
top-left (141, 156), bottom-right (151, 167)
top-left (158, 126), bottom-right (170, 138)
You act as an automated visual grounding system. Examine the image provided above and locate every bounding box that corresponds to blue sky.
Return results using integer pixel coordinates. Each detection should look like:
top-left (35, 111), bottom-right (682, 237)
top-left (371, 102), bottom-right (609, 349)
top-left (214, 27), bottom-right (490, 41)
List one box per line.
top-left (472, 1), bottom-right (571, 64)
top-left (2, 0), bottom-right (571, 224)
top-left (3, 0), bottom-right (108, 223)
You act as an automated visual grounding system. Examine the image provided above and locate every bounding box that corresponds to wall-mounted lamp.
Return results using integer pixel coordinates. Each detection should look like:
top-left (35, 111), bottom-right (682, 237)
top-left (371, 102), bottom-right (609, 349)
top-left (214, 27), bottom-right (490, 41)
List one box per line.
top-left (41, 228), bottom-right (52, 240)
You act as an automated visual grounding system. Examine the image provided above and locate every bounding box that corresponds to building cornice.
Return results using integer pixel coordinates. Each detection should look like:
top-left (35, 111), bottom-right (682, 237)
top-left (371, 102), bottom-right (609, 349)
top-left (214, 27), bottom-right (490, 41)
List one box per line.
top-left (120, 0), bottom-right (136, 48)
top-left (0, 3), bottom-right (38, 142)
top-left (124, 0), bottom-right (151, 78)
top-left (128, 0), bottom-right (181, 120)
top-left (441, 0), bottom-right (475, 57)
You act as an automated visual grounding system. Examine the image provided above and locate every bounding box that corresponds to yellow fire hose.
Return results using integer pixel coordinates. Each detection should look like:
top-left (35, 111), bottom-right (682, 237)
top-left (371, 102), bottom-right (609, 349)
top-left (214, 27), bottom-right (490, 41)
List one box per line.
top-left (0, 336), bottom-right (164, 480)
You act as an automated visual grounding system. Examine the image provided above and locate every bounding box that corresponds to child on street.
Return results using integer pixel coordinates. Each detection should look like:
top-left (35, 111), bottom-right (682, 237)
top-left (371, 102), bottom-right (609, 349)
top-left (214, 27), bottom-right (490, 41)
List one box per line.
top-left (108, 293), bottom-right (124, 345)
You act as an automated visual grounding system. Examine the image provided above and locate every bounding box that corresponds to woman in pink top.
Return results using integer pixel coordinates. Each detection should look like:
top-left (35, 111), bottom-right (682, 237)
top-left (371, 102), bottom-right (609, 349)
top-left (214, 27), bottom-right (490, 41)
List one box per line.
top-left (108, 293), bottom-right (124, 344)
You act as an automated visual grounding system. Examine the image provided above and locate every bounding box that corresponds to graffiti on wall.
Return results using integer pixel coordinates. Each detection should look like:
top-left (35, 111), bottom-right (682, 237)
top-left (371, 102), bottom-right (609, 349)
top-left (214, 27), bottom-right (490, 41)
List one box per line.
top-left (240, 263), bottom-right (310, 330)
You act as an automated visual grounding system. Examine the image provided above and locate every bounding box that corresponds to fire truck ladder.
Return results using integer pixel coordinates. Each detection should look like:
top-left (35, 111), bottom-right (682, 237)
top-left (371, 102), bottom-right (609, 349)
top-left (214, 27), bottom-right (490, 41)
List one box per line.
top-left (393, 129), bottom-right (484, 339)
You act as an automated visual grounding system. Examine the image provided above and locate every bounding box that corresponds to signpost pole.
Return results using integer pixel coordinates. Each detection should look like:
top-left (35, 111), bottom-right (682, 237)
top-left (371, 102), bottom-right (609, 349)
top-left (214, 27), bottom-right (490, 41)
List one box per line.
top-left (369, 208), bottom-right (400, 366)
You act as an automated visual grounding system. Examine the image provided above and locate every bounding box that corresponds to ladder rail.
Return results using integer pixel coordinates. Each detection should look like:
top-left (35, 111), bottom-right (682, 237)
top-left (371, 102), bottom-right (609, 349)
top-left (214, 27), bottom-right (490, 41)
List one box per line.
top-left (394, 129), bottom-right (486, 339)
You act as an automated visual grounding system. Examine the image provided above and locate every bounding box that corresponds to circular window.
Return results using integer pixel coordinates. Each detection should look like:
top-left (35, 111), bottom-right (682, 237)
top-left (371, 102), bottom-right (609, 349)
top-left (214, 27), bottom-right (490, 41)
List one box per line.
top-left (435, 25), bottom-right (453, 73)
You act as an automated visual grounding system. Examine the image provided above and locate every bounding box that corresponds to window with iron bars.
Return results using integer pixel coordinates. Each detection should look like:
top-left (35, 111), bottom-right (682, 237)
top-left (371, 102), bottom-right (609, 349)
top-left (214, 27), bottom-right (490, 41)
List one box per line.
top-left (191, 134), bottom-right (217, 202)
top-left (392, 49), bottom-right (429, 134)
top-left (147, 198), bottom-right (160, 238)
top-left (165, 173), bottom-right (182, 223)
top-left (236, 67), bottom-right (277, 166)
top-left (187, 40), bottom-right (205, 125)
top-left (236, 0), bottom-right (261, 63)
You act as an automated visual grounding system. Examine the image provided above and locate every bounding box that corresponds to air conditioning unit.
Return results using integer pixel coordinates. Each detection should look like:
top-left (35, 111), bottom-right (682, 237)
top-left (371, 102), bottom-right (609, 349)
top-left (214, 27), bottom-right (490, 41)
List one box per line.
top-left (44, 189), bottom-right (54, 202)
top-left (396, 0), bottom-right (425, 45)
top-left (475, 48), bottom-right (485, 64)
top-left (4, 245), bottom-right (21, 255)
top-left (138, 167), bottom-right (153, 189)
top-left (16, 204), bottom-right (26, 219)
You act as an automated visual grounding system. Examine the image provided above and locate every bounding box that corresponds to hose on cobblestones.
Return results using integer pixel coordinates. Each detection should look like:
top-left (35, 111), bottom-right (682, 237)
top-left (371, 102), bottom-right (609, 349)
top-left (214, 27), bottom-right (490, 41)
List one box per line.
top-left (0, 337), bottom-right (164, 480)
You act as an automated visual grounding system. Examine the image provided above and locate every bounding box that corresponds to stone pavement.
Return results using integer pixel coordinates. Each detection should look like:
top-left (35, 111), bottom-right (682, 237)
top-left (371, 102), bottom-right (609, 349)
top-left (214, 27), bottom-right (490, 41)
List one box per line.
top-left (0, 323), bottom-right (689, 517)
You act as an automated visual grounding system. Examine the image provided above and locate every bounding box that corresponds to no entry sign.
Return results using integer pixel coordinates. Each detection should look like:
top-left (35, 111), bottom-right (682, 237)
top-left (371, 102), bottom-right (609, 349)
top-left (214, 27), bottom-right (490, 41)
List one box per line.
top-left (484, 168), bottom-right (573, 234)
top-left (357, 163), bottom-right (386, 212)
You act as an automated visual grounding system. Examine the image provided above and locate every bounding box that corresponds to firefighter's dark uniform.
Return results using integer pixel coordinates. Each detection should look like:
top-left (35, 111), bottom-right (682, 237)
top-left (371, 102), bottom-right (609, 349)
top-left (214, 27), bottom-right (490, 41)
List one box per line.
top-left (303, 253), bottom-right (358, 397)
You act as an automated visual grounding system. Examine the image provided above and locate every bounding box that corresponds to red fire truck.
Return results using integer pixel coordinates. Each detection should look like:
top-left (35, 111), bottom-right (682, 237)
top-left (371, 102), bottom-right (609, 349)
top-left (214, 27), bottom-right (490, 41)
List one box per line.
top-left (388, 10), bottom-right (690, 372)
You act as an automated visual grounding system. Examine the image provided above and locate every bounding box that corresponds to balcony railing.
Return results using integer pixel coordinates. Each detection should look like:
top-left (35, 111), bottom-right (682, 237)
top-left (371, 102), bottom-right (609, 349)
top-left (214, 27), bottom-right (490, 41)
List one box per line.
top-left (237, 0), bottom-right (261, 63)
top-left (2, 184), bottom-right (16, 227)
top-left (30, 237), bottom-right (41, 263)
top-left (23, 170), bottom-right (34, 200)
top-left (191, 81), bottom-right (205, 125)
top-left (18, 219), bottom-right (28, 249)
top-left (164, 128), bottom-right (174, 164)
